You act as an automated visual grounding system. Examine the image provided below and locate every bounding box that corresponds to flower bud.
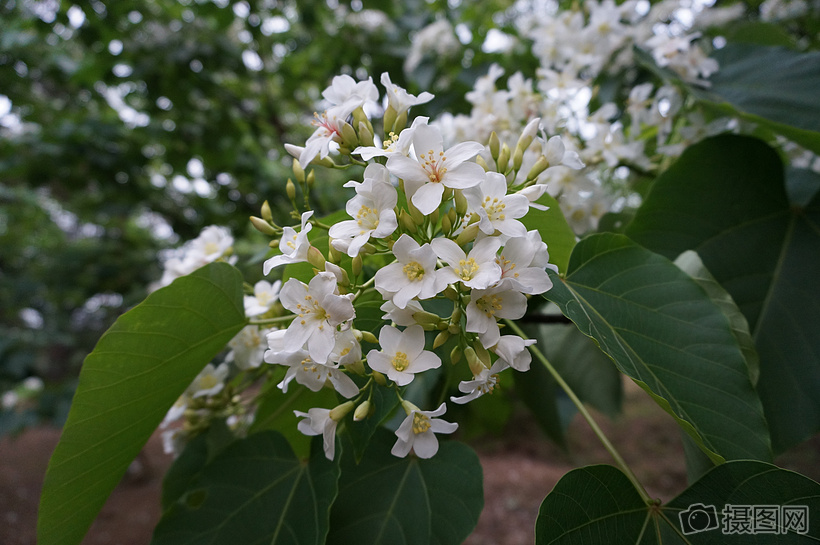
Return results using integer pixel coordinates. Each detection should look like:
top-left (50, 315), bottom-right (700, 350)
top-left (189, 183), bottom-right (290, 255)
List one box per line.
top-left (308, 245), bottom-right (326, 269)
top-left (352, 255), bottom-right (363, 277)
top-left (328, 242), bottom-right (343, 264)
top-left (433, 330), bottom-right (451, 349)
top-left (359, 330), bottom-right (378, 344)
top-left (261, 200), bottom-right (273, 222)
top-left (292, 159), bottom-right (306, 184)
top-left (250, 216), bottom-right (277, 236)
top-left (286, 178), bottom-right (297, 201)
top-left (456, 222), bottom-right (480, 246)
top-left (526, 155), bottom-right (550, 181)
top-left (306, 170), bottom-right (315, 189)
top-left (441, 213), bottom-right (452, 234)
top-left (513, 146), bottom-right (524, 172)
top-left (476, 154), bottom-right (489, 172)
top-left (464, 346), bottom-right (480, 373)
top-left (474, 342), bottom-right (492, 368)
top-left (497, 143), bottom-right (511, 172)
top-left (393, 110), bottom-right (408, 134)
top-left (354, 400), bottom-right (372, 421)
top-left (454, 190), bottom-right (468, 216)
top-left (516, 117), bottom-right (541, 153)
top-left (358, 120), bottom-right (374, 151)
top-left (383, 106), bottom-right (398, 137)
top-left (372, 370), bottom-right (387, 386)
top-left (408, 200), bottom-right (425, 226)
top-left (341, 122), bottom-right (359, 150)
top-left (443, 285), bottom-right (459, 301)
top-left (450, 345), bottom-right (463, 364)
top-left (269, 238), bottom-right (280, 248)
top-left (329, 400), bottom-right (355, 421)
top-left (399, 209), bottom-right (417, 233)
top-left (413, 310), bottom-right (443, 326)
top-left (430, 208), bottom-right (439, 226)
top-left (489, 131), bottom-right (501, 161)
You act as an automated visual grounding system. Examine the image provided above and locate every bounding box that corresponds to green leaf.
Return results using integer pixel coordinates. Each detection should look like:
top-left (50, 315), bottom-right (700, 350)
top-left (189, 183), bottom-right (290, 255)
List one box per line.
top-left (673, 251), bottom-right (760, 386)
top-left (545, 233), bottom-right (771, 463)
top-left (342, 380), bottom-right (400, 462)
top-left (248, 376), bottom-right (338, 459)
top-left (327, 428), bottom-right (483, 545)
top-left (626, 134), bottom-right (820, 452)
top-left (151, 431), bottom-right (340, 545)
top-left (536, 462), bottom-right (820, 544)
top-left (37, 263), bottom-right (246, 545)
top-left (521, 192), bottom-right (577, 274)
top-left (161, 433), bottom-right (210, 511)
top-left (706, 44), bottom-right (820, 155)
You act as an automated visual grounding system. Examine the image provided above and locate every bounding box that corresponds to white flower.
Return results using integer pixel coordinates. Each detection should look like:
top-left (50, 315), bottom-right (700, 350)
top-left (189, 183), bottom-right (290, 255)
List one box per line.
top-left (381, 72), bottom-right (434, 112)
top-left (294, 408), bottom-right (339, 460)
top-left (300, 103), bottom-right (354, 166)
top-left (466, 283), bottom-right (528, 348)
top-left (328, 164), bottom-right (398, 257)
top-left (451, 360), bottom-right (508, 404)
top-left (391, 402), bottom-right (458, 459)
top-left (543, 135), bottom-right (584, 170)
top-left (226, 325), bottom-right (268, 370)
top-left (153, 225), bottom-right (235, 289)
top-left (367, 324), bottom-right (441, 386)
top-left (380, 299), bottom-right (425, 327)
top-left (374, 234), bottom-right (446, 308)
top-left (386, 124), bottom-right (485, 214)
top-left (263, 211), bottom-right (313, 275)
top-left (330, 327), bottom-right (362, 367)
top-left (161, 395), bottom-right (189, 428)
top-left (278, 272), bottom-right (356, 363)
top-left (354, 116), bottom-right (428, 160)
top-left (493, 335), bottom-right (537, 372)
top-left (268, 348), bottom-right (359, 398)
top-left (496, 231), bottom-right (557, 294)
top-left (431, 236), bottom-right (502, 290)
top-left (322, 74), bottom-right (379, 109)
top-left (464, 172), bottom-right (530, 237)
top-left (189, 363), bottom-right (229, 399)
top-left (244, 280), bottom-right (282, 317)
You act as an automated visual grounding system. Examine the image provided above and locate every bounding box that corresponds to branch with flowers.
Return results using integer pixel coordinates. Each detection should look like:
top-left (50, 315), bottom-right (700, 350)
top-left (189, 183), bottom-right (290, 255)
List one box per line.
top-left (37, 1), bottom-right (820, 543)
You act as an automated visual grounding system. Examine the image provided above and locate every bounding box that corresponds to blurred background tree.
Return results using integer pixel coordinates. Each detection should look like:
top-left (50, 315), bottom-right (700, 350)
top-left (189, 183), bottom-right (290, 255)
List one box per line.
top-left (0, 0), bottom-right (525, 434)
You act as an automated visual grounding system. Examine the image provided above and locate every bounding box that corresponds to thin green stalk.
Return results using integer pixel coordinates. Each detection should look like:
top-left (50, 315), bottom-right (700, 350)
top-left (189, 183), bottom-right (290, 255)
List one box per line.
top-left (504, 319), bottom-right (652, 503)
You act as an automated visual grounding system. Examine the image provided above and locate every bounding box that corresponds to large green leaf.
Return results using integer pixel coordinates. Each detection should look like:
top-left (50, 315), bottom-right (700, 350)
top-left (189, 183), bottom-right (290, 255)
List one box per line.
top-left (635, 44), bottom-right (820, 154)
top-left (706, 44), bottom-right (820, 155)
top-left (327, 428), bottom-right (483, 545)
top-left (152, 431), bottom-right (340, 545)
top-left (626, 134), bottom-right (820, 453)
top-left (536, 462), bottom-right (820, 544)
top-left (673, 251), bottom-right (760, 386)
top-left (37, 262), bottom-right (246, 545)
top-left (545, 233), bottom-right (771, 463)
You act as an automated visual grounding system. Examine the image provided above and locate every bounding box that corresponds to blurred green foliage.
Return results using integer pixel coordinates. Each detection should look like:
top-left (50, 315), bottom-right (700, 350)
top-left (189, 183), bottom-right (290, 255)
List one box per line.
top-left (0, 0), bottom-right (524, 433)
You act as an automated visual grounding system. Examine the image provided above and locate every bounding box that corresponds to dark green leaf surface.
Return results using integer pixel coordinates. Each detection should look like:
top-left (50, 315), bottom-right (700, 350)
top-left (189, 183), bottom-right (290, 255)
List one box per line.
top-left (536, 462), bottom-right (820, 544)
top-left (707, 44), bottom-right (820, 154)
top-left (673, 251), bottom-right (759, 385)
top-left (152, 431), bottom-right (340, 545)
top-left (545, 233), bottom-right (771, 463)
top-left (328, 428), bottom-right (483, 545)
top-left (38, 263), bottom-right (246, 545)
top-left (627, 135), bottom-right (820, 452)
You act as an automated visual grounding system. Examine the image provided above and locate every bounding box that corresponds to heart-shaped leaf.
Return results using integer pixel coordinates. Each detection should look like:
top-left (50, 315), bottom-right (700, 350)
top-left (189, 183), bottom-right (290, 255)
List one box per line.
top-left (626, 134), bottom-right (820, 452)
top-left (327, 428), bottom-right (483, 545)
top-left (536, 462), bottom-right (820, 544)
top-left (545, 233), bottom-right (771, 463)
top-left (152, 431), bottom-right (340, 545)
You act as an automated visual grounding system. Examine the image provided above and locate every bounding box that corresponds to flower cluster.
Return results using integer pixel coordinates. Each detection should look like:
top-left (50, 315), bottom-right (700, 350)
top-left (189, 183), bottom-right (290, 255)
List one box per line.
top-left (252, 73), bottom-right (562, 460)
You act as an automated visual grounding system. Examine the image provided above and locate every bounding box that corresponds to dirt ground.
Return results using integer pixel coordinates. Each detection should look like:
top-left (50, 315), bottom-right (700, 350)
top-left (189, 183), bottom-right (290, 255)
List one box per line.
top-left (2, 382), bottom-right (819, 545)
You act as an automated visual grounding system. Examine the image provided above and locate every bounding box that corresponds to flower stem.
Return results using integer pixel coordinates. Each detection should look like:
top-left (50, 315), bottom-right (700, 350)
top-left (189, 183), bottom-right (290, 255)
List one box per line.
top-left (504, 319), bottom-right (652, 503)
